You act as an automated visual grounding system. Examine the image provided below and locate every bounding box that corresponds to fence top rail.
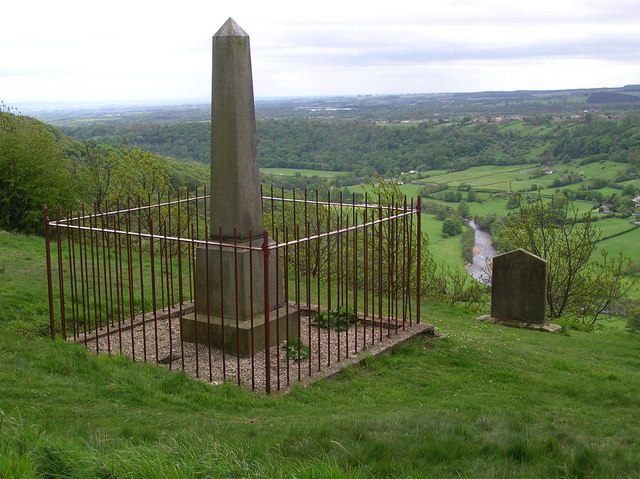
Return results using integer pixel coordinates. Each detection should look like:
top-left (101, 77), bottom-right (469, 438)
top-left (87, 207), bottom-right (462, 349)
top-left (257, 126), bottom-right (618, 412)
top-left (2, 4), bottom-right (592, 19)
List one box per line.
top-left (50, 193), bottom-right (418, 226)
top-left (48, 223), bottom-right (262, 250)
top-left (53, 194), bottom-right (210, 225)
top-left (47, 207), bottom-right (416, 251)
top-left (273, 209), bottom-right (416, 249)
top-left (267, 195), bottom-right (411, 212)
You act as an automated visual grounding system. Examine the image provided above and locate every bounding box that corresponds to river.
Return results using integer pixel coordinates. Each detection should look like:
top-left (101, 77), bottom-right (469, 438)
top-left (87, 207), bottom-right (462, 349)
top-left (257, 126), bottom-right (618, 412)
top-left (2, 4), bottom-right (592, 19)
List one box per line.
top-left (466, 220), bottom-right (496, 284)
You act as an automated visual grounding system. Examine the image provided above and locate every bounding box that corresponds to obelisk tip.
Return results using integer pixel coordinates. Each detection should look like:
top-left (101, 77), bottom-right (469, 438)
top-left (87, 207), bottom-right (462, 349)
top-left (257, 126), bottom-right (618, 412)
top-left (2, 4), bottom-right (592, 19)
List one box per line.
top-left (215, 18), bottom-right (248, 37)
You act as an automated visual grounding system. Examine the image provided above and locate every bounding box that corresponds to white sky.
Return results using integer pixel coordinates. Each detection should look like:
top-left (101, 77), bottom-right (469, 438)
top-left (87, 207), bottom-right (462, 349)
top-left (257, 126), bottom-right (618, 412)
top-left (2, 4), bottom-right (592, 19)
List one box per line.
top-left (2, 0), bottom-right (640, 109)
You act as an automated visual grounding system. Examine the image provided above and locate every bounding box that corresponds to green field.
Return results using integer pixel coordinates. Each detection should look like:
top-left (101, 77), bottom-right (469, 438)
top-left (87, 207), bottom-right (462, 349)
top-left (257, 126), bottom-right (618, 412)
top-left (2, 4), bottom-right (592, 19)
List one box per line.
top-left (1, 231), bottom-right (639, 478)
top-left (597, 223), bottom-right (640, 263)
top-left (418, 164), bottom-right (537, 190)
top-left (306, 162), bottom-right (640, 291)
top-left (421, 214), bottom-right (468, 270)
top-left (261, 167), bottom-right (349, 178)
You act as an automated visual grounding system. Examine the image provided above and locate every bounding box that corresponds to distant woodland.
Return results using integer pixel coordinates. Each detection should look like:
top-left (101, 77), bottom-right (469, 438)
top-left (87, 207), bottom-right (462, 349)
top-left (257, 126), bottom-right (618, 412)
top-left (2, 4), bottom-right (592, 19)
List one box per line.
top-left (61, 115), bottom-right (640, 176)
top-left (4, 86), bottom-right (640, 234)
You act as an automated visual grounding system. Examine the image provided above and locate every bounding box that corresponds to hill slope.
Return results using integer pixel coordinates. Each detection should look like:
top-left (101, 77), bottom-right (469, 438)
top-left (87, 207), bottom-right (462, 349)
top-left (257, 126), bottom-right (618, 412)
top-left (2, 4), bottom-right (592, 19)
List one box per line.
top-left (0, 110), bottom-right (208, 233)
top-left (59, 115), bottom-right (640, 177)
top-left (1, 302), bottom-right (638, 477)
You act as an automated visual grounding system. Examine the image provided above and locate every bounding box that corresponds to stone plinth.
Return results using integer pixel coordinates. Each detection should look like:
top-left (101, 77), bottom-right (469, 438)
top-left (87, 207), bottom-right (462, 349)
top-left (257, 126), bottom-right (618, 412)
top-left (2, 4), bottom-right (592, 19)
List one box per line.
top-left (182, 306), bottom-right (298, 357)
top-left (182, 241), bottom-right (298, 356)
top-left (192, 241), bottom-right (282, 319)
top-left (491, 248), bottom-right (547, 324)
top-left (477, 315), bottom-right (561, 333)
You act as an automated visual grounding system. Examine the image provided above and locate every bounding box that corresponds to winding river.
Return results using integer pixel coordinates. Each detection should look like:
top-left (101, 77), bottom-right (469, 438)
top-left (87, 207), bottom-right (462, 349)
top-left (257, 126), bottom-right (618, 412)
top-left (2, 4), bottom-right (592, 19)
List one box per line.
top-left (466, 220), bottom-right (496, 284)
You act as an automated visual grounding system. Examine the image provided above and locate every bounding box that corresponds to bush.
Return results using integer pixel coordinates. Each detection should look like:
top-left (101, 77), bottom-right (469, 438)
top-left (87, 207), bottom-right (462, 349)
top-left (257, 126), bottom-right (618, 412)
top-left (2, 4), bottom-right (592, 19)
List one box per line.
top-left (310, 307), bottom-right (358, 331)
top-left (443, 190), bottom-right (463, 202)
top-left (626, 310), bottom-right (640, 332)
top-left (442, 217), bottom-right (463, 237)
top-left (0, 110), bottom-right (76, 233)
top-left (461, 225), bottom-right (475, 264)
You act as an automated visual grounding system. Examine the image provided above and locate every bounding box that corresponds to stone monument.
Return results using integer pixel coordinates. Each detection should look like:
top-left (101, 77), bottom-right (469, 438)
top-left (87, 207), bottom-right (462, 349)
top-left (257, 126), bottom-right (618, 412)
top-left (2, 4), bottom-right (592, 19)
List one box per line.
top-left (477, 249), bottom-right (561, 332)
top-left (182, 18), bottom-right (297, 355)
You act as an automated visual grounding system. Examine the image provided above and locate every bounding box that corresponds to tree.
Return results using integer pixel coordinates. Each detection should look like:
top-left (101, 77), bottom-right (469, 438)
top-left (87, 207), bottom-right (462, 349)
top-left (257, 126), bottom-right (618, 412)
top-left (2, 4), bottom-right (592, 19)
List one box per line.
top-left (506, 193), bottom-right (521, 210)
top-left (466, 190), bottom-right (480, 202)
top-left (79, 143), bottom-right (170, 209)
top-left (496, 194), bottom-right (637, 321)
top-left (442, 217), bottom-right (463, 237)
top-left (0, 107), bottom-right (75, 233)
top-left (443, 190), bottom-right (462, 202)
top-left (627, 309), bottom-right (640, 332)
top-left (457, 200), bottom-right (470, 218)
top-left (622, 183), bottom-right (638, 198)
top-left (550, 190), bottom-right (568, 214)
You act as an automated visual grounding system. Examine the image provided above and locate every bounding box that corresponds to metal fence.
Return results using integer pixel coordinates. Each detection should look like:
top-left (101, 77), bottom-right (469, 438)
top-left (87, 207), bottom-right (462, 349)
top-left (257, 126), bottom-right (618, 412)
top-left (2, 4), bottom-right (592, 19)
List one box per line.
top-left (44, 188), bottom-right (422, 393)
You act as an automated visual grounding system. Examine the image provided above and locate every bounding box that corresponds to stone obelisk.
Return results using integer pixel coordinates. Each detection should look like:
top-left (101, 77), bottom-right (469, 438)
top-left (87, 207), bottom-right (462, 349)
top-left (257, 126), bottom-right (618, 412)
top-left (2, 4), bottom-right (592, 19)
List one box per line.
top-left (209, 18), bottom-right (263, 241)
top-left (183, 18), bottom-right (297, 356)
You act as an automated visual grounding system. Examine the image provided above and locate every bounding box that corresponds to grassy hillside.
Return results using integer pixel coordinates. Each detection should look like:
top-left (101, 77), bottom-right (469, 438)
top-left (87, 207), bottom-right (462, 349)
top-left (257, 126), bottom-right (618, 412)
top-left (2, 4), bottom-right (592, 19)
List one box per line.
top-left (0, 110), bottom-right (209, 234)
top-left (0, 231), bottom-right (51, 336)
top-left (1, 231), bottom-right (639, 478)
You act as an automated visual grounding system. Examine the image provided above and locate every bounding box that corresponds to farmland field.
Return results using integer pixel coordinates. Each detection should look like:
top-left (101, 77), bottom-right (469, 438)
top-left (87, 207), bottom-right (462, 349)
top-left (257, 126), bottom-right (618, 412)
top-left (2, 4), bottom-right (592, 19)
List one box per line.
top-left (297, 163), bottom-right (640, 277)
top-left (417, 164), bottom-right (537, 190)
top-left (261, 167), bottom-right (349, 177)
top-left (597, 224), bottom-right (640, 264)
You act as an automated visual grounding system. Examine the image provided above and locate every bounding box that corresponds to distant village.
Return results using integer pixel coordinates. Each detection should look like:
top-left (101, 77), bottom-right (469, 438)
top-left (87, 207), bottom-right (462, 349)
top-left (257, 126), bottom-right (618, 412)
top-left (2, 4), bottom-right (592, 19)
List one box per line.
top-left (376, 112), bottom-right (626, 125)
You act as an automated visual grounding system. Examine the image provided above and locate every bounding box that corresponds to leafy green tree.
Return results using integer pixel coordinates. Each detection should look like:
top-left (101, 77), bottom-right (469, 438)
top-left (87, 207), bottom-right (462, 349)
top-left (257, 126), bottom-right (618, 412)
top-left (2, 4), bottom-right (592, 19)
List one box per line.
top-left (622, 183), bottom-right (638, 197)
top-left (466, 190), bottom-right (480, 202)
top-left (77, 142), bottom-right (117, 207)
top-left (434, 207), bottom-right (448, 221)
top-left (0, 106), bottom-right (75, 233)
top-left (442, 217), bottom-right (463, 237)
top-left (443, 190), bottom-right (462, 202)
top-left (550, 190), bottom-right (568, 215)
top-left (79, 143), bottom-right (170, 209)
top-left (609, 193), bottom-right (635, 215)
top-left (496, 194), bottom-right (636, 321)
top-left (627, 309), bottom-right (640, 332)
top-left (457, 200), bottom-right (470, 218)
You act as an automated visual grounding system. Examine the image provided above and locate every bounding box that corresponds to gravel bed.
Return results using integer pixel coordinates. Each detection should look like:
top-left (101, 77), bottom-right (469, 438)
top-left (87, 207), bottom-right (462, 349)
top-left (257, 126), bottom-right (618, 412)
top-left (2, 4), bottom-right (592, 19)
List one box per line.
top-left (78, 303), bottom-right (426, 393)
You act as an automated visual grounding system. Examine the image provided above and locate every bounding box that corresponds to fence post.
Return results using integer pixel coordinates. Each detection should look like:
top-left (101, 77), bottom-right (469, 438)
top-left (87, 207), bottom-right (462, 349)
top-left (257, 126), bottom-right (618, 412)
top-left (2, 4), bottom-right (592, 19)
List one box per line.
top-left (416, 196), bottom-right (422, 324)
top-left (55, 207), bottom-right (67, 339)
top-left (262, 229), bottom-right (271, 394)
top-left (44, 206), bottom-right (56, 339)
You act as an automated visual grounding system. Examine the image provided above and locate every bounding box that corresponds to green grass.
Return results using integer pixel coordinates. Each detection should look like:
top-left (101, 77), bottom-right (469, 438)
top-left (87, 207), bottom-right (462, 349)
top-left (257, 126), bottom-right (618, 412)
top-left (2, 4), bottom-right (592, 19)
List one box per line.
top-left (466, 196), bottom-right (509, 218)
top-left (552, 160), bottom-right (631, 182)
top-left (0, 231), bottom-right (51, 336)
top-left (597, 225), bottom-right (640, 264)
top-left (421, 214), bottom-right (469, 271)
top-left (415, 165), bottom-right (537, 190)
top-left (1, 303), bottom-right (639, 478)
top-left (593, 216), bottom-right (638, 237)
top-left (1, 231), bottom-right (639, 478)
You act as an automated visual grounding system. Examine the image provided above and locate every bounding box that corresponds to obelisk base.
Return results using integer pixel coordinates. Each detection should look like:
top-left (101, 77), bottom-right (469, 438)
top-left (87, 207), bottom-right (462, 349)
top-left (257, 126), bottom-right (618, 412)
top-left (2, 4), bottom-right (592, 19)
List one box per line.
top-left (182, 307), bottom-right (299, 357)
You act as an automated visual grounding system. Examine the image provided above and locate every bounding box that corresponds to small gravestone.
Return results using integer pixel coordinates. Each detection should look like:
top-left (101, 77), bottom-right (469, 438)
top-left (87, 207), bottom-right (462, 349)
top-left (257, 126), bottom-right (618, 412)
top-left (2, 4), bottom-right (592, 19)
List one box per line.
top-left (478, 249), bottom-right (561, 332)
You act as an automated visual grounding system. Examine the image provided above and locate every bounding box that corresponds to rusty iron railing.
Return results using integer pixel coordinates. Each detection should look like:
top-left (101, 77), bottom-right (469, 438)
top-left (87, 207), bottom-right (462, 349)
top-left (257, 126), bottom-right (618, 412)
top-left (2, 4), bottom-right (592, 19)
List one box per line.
top-left (44, 188), bottom-right (422, 393)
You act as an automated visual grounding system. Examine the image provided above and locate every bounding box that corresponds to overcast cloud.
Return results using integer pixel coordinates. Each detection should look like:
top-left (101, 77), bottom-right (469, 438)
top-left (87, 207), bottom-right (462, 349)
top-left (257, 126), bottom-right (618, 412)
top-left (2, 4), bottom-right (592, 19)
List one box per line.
top-left (1, 0), bottom-right (639, 109)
